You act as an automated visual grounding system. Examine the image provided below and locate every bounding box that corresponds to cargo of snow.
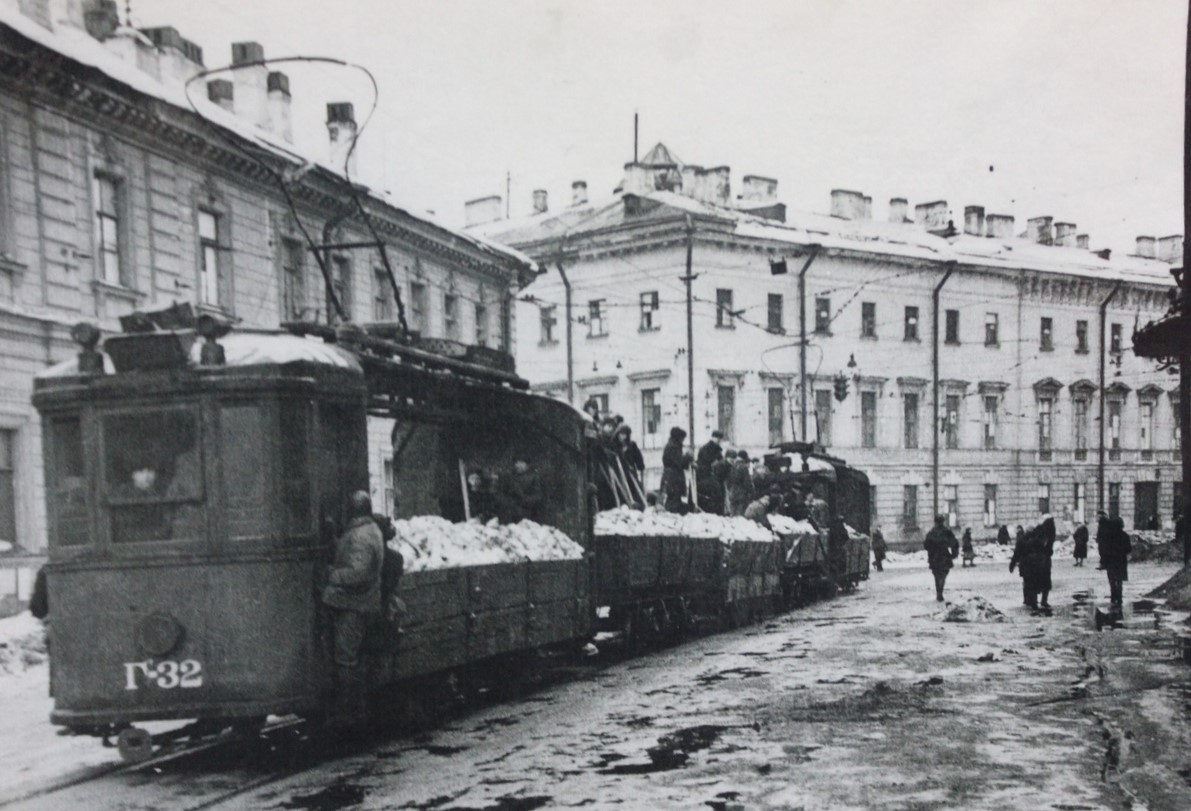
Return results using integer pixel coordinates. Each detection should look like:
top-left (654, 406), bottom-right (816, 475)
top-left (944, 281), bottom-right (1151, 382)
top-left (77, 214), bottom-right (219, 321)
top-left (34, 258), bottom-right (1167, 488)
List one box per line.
top-left (595, 507), bottom-right (777, 543)
top-left (934, 596), bottom-right (1009, 623)
top-left (0, 612), bottom-right (47, 675)
top-left (392, 517), bottom-right (585, 572)
top-left (768, 514), bottom-right (819, 537)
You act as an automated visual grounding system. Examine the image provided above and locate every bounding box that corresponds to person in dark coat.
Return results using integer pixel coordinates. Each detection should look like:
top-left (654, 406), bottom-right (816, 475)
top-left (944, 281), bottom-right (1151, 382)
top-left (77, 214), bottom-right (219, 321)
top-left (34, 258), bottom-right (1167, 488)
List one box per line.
top-left (960, 528), bottom-right (975, 567)
top-left (871, 527), bottom-right (887, 572)
top-left (1009, 527), bottom-right (1038, 608)
top-left (695, 431), bottom-right (725, 513)
top-left (724, 451), bottom-right (755, 517)
top-left (507, 459), bottom-right (544, 522)
top-left (1099, 515), bottom-right (1132, 606)
top-left (660, 427), bottom-right (688, 513)
top-left (1036, 515), bottom-right (1057, 610)
top-left (323, 491), bottom-right (384, 729)
top-left (997, 524), bottom-right (1011, 546)
top-left (923, 514), bottom-right (959, 602)
top-left (615, 425), bottom-right (645, 501)
top-left (828, 514), bottom-right (850, 580)
top-left (1072, 523), bottom-right (1089, 567)
top-left (466, 472), bottom-right (498, 523)
top-left (29, 566), bottom-right (48, 620)
top-left (743, 494), bottom-right (776, 531)
top-left (707, 450), bottom-right (734, 516)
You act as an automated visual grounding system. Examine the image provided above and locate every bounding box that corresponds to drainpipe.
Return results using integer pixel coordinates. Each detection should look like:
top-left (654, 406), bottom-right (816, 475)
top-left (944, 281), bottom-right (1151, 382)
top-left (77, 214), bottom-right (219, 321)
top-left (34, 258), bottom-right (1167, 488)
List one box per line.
top-left (1098, 281), bottom-right (1123, 513)
top-left (797, 245), bottom-right (822, 441)
top-left (682, 216), bottom-right (698, 448)
top-left (556, 258), bottom-right (575, 405)
top-left (931, 261), bottom-right (957, 518)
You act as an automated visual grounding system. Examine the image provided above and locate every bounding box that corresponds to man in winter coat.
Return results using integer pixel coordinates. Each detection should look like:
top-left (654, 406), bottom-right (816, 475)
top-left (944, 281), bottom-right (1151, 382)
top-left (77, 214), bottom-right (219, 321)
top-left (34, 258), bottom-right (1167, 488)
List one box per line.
top-left (1098, 515), bottom-right (1132, 606)
top-left (323, 491), bottom-right (384, 729)
top-left (960, 528), bottom-right (975, 567)
top-left (724, 451), bottom-right (755, 517)
top-left (923, 514), bottom-right (959, 602)
top-left (743, 494), bottom-right (777, 530)
top-left (871, 527), bottom-right (887, 572)
top-left (695, 431), bottom-right (725, 513)
top-left (660, 427), bottom-right (688, 513)
top-left (508, 459), bottom-right (544, 522)
top-left (1072, 523), bottom-right (1089, 567)
top-left (615, 425), bottom-right (646, 502)
top-left (997, 524), bottom-right (1011, 546)
top-left (1036, 515), bottom-right (1057, 609)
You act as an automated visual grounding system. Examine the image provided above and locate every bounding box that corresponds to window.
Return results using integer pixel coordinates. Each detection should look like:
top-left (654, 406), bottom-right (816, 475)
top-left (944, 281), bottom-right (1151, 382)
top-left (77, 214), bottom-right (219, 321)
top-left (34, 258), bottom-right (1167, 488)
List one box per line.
top-left (1108, 482), bottom-right (1121, 518)
top-left (1040, 317), bottom-right (1053, 351)
top-left (409, 282), bottom-right (427, 332)
top-left (382, 457), bottom-right (396, 517)
top-left (717, 385), bottom-right (735, 442)
top-left (815, 389), bottom-right (833, 446)
top-left (904, 306), bottom-right (919, 341)
top-left (945, 309), bottom-right (960, 344)
top-left (716, 289), bottom-right (734, 328)
top-left (1108, 400), bottom-right (1122, 460)
top-left (1038, 397), bottom-right (1054, 458)
top-left (984, 312), bottom-right (999, 346)
top-left (280, 402), bottom-right (312, 536)
top-left (983, 484), bottom-right (997, 527)
top-left (1038, 483), bottom-right (1051, 515)
top-left (903, 392), bottom-right (919, 449)
top-left (1076, 320), bottom-right (1089, 353)
top-left (982, 395), bottom-right (998, 450)
top-left (1110, 323), bottom-right (1122, 354)
top-left (198, 209), bottom-right (221, 306)
top-left (641, 388), bottom-right (661, 446)
top-left (588, 299), bottom-right (606, 337)
top-left (93, 173), bottom-right (126, 286)
top-left (373, 268), bottom-right (392, 321)
top-left (474, 302), bottom-right (489, 346)
top-left (0, 430), bottom-right (15, 548)
top-left (768, 388), bottom-right (786, 446)
top-left (768, 294), bottom-right (784, 333)
top-left (640, 291), bottom-right (659, 330)
top-left (815, 297), bottom-right (831, 334)
top-left (221, 405), bottom-right (269, 540)
top-left (1139, 401), bottom-right (1155, 458)
top-left (944, 484), bottom-right (958, 527)
top-left (1074, 397), bottom-right (1090, 460)
top-left (539, 305), bottom-right (557, 344)
top-left (444, 293), bottom-right (459, 339)
top-left (47, 418), bottom-right (88, 547)
top-left (861, 302), bottom-right (876, 338)
top-left (902, 485), bottom-right (918, 529)
top-left (332, 256), bottom-right (353, 321)
top-left (861, 391), bottom-right (877, 448)
top-left (282, 239), bottom-right (306, 320)
top-left (1074, 483), bottom-right (1087, 524)
top-left (945, 394), bottom-right (960, 449)
top-left (589, 393), bottom-right (609, 415)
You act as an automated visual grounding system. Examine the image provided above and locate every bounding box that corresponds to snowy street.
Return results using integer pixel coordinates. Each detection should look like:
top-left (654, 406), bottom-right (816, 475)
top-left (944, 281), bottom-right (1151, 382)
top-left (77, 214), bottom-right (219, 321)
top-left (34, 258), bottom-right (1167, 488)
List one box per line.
top-left (1, 554), bottom-right (1189, 810)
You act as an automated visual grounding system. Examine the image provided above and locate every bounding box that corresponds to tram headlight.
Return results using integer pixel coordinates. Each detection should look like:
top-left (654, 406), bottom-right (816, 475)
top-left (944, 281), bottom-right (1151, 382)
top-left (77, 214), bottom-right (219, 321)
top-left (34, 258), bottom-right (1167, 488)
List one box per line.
top-left (70, 321), bottom-right (104, 375)
top-left (136, 612), bottom-right (184, 657)
top-left (196, 314), bottom-right (229, 366)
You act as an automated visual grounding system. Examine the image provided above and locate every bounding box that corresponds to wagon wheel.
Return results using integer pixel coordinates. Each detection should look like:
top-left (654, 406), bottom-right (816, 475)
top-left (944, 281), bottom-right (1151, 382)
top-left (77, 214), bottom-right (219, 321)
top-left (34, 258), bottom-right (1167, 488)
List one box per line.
top-left (116, 726), bottom-right (154, 763)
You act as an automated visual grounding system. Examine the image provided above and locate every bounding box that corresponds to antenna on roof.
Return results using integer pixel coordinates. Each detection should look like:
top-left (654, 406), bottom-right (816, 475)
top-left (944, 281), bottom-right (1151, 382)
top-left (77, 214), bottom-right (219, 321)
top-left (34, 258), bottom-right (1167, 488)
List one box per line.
top-left (505, 171), bottom-right (510, 219)
top-left (633, 111), bottom-right (638, 163)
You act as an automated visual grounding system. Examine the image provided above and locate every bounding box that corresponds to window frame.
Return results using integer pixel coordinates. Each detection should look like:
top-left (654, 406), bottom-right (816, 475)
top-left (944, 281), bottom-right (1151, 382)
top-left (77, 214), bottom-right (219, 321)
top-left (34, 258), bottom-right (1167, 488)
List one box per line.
top-left (588, 298), bottom-right (607, 337)
top-left (640, 290), bottom-right (660, 331)
top-left (197, 208), bottom-right (223, 308)
top-left (903, 391), bottom-right (919, 449)
top-left (944, 309), bottom-right (960, 345)
top-left (814, 388), bottom-right (833, 446)
top-left (861, 390), bottom-right (878, 448)
top-left (641, 388), bottom-right (662, 449)
top-left (767, 387), bottom-right (786, 446)
top-left (768, 293), bottom-right (785, 334)
top-left (903, 306), bottom-right (920, 342)
top-left (814, 297), bottom-right (831, 335)
top-left (474, 301), bottom-right (489, 346)
top-left (372, 266), bottom-right (393, 321)
top-left (444, 291), bottom-right (460, 339)
top-left (539, 305), bottom-right (558, 344)
top-left (984, 312), bottom-right (999, 347)
top-left (715, 288), bottom-right (735, 328)
top-left (944, 394), bottom-right (960, 449)
top-left (1075, 319), bottom-right (1089, 353)
top-left (902, 484), bottom-right (919, 529)
top-left (861, 301), bottom-right (876, 338)
top-left (1040, 316), bottom-right (1054, 351)
top-left (982, 394), bottom-right (998, 450)
top-left (983, 484), bottom-right (998, 527)
top-left (92, 171), bottom-right (130, 288)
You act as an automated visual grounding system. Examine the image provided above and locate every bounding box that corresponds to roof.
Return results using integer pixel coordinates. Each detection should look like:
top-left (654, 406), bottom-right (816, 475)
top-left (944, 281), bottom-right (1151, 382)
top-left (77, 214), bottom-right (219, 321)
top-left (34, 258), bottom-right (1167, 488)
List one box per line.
top-left (472, 186), bottom-right (1176, 286)
top-left (638, 141), bottom-right (682, 167)
top-left (0, 9), bottom-right (536, 275)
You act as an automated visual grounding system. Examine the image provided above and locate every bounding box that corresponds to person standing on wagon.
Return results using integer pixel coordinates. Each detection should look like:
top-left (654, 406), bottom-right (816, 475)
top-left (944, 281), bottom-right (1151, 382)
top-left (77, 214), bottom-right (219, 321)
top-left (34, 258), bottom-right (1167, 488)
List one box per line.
top-left (323, 491), bottom-right (384, 731)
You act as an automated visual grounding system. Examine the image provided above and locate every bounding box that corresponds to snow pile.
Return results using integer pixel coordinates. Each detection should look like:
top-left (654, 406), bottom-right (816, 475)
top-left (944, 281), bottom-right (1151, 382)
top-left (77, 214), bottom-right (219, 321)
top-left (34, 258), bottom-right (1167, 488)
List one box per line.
top-left (768, 515), bottom-right (819, 537)
top-left (1146, 567), bottom-right (1191, 600)
top-left (0, 612), bottom-right (47, 675)
top-left (392, 517), bottom-right (585, 572)
top-left (934, 596), bottom-right (1008, 623)
top-left (595, 507), bottom-right (776, 543)
top-left (1130, 531), bottom-right (1182, 563)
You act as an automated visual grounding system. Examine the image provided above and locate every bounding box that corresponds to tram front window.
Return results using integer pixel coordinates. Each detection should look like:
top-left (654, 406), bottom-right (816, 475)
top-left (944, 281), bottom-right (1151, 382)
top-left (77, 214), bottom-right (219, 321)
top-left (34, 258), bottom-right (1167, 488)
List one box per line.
top-left (103, 408), bottom-right (204, 543)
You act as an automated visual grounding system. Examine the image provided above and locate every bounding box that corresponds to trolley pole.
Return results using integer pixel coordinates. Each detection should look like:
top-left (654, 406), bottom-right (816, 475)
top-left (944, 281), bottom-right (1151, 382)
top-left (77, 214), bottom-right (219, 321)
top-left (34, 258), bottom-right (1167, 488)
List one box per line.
top-left (557, 258), bottom-right (575, 406)
top-left (1098, 282), bottom-right (1122, 513)
top-left (681, 216), bottom-right (697, 448)
top-left (1181, 7), bottom-right (1190, 564)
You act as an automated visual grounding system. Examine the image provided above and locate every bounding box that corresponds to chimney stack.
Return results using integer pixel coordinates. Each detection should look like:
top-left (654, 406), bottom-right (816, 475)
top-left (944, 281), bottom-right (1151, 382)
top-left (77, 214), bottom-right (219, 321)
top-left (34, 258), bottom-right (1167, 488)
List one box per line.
top-left (51, 0), bottom-right (86, 30)
top-left (231, 42), bottom-right (270, 132)
top-left (622, 162), bottom-right (652, 196)
top-left (1157, 235), bottom-right (1184, 265)
top-left (326, 102), bottom-right (358, 177)
top-left (464, 195), bottom-right (503, 227)
top-left (532, 189), bottom-right (548, 214)
top-left (705, 166), bottom-right (730, 206)
top-left (1026, 216), bottom-right (1053, 244)
top-left (207, 79), bottom-right (234, 113)
top-left (914, 200), bottom-right (949, 232)
top-left (1054, 222), bottom-right (1076, 247)
top-left (266, 72), bottom-right (292, 143)
top-left (680, 165), bottom-right (702, 198)
top-left (986, 213), bottom-right (1014, 238)
top-left (82, 0), bottom-right (118, 40)
top-left (963, 205), bottom-right (985, 237)
top-left (741, 175), bottom-right (778, 204)
top-left (571, 180), bottom-right (588, 207)
top-left (142, 27), bottom-right (205, 84)
top-left (1135, 235), bottom-right (1157, 258)
top-left (1076, 234), bottom-right (1090, 250)
top-left (888, 198), bottom-right (909, 223)
top-left (831, 189), bottom-right (866, 220)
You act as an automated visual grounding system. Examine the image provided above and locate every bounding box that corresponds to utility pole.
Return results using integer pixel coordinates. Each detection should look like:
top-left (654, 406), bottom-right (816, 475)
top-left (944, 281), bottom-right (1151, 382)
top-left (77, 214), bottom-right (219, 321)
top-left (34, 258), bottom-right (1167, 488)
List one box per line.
top-left (931, 261), bottom-right (956, 519)
top-left (1181, 3), bottom-right (1190, 563)
top-left (796, 246), bottom-right (821, 441)
top-left (1098, 282), bottom-right (1122, 513)
top-left (681, 216), bottom-right (697, 447)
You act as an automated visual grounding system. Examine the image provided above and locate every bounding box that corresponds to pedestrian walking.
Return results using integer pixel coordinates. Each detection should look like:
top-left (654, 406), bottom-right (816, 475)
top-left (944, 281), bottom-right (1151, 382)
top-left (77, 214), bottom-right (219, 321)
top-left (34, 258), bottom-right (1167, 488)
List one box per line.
top-left (1072, 522), bottom-right (1089, 567)
top-left (923, 514), bottom-right (959, 602)
top-left (960, 528), bottom-right (975, 567)
top-left (871, 526), bottom-right (887, 572)
top-left (1098, 515), bottom-right (1132, 606)
top-left (1037, 515), bottom-right (1057, 609)
top-left (997, 524), bottom-right (1011, 546)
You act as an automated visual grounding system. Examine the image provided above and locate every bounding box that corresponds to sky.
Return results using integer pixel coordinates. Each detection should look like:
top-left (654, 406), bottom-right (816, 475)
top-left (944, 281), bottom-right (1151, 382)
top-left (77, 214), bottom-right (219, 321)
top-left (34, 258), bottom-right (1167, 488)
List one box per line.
top-left (134, 0), bottom-right (1187, 255)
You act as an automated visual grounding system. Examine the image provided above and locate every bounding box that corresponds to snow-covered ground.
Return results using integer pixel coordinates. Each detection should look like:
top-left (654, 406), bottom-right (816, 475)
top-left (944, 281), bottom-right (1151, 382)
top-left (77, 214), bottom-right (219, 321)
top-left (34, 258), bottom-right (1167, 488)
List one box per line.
top-left (3, 561), bottom-right (1189, 810)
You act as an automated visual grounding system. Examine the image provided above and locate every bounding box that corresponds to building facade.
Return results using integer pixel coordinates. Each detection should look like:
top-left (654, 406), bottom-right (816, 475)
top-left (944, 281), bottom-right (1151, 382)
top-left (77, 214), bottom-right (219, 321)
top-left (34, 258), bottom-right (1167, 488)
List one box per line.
top-left (471, 144), bottom-right (1182, 545)
top-left (0, 0), bottom-right (532, 609)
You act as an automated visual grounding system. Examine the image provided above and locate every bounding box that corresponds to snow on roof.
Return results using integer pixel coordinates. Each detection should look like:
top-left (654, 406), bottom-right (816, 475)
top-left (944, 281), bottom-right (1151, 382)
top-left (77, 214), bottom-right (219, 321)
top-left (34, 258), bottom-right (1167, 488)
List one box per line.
top-left (0, 8), bottom-right (534, 272)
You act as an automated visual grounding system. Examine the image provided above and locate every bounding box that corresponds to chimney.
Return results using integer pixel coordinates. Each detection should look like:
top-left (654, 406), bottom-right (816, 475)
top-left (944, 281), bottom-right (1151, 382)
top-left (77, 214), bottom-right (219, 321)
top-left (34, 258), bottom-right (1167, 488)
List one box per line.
top-left (914, 200), bottom-right (949, 232)
top-left (266, 72), bottom-right (292, 143)
top-left (571, 180), bottom-right (588, 207)
top-left (986, 213), bottom-right (1014, 238)
top-left (1135, 235), bottom-right (1157, 258)
top-left (19, 0), bottom-right (52, 29)
top-left (231, 42), bottom-right (270, 131)
top-left (963, 205), bottom-right (985, 237)
top-left (863, 196), bottom-right (872, 220)
top-left (741, 175), bottom-right (778, 204)
top-left (142, 27), bottom-right (205, 84)
top-left (1158, 235), bottom-right (1183, 265)
top-left (207, 79), bottom-right (234, 113)
top-left (326, 102), bottom-right (357, 177)
top-left (50, 0), bottom-right (86, 29)
top-left (680, 165), bottom-right (702, 198)
top-left (82, 0), bottom-right (117, 39)
top-left (1026, 216), bottom-right (1053, 244)
top-left (1054, 222), bottom-right (1076, 247)
top-left (1076, 234), bottom-right (1090, 250)
top-left (532, 189), bottom-right (548, 214)
top-left (831, 189), bottom-right (866, 220)
top-left (464, 195), bottom-right (503, 227)
top-left (622, 162), bottom-right (652, 196)
top-left (705, 166), bottom-right (730, 206)
top-left (888, 198), bottom-right (909, 223)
